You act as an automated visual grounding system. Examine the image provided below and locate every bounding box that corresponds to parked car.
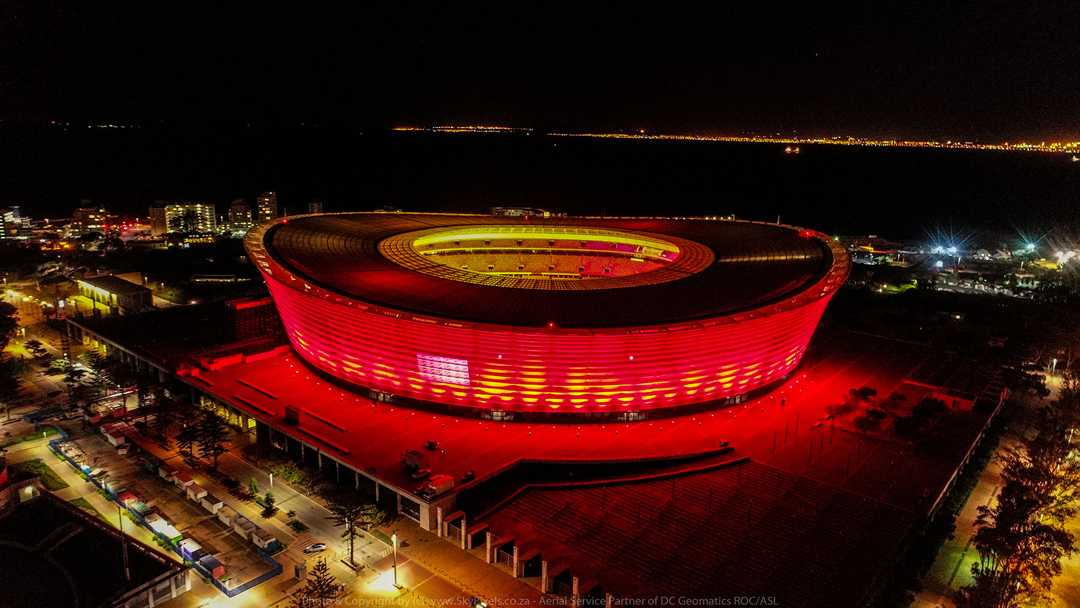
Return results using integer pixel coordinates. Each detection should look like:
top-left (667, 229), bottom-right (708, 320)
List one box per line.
top-left (411, 468), bottom-right (432, 482)
top-left (303, 543), bottom-right (326, 554)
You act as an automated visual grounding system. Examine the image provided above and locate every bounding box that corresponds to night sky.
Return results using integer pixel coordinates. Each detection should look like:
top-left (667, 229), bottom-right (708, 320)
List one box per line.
top-left (2, 2), bottom-right (1080, 141)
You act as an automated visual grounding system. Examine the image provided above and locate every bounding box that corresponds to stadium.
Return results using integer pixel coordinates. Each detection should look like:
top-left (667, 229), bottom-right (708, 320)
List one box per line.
top-left (68, 211), bottom-right (1000, 605)
top-left (244, 212), bottom-right (849, 419)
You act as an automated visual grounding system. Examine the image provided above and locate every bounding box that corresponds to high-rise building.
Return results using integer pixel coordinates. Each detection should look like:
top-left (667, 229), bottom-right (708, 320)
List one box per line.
top-left (71, 206), bottom-right (108, 235)
top-left (228, 199), bottom-right (253, 229)
top-left (307, 199), bottom-right (323, 214)
top-left (256, 192), bottom-right (278, 223)
top-left (162, 202), bottom-right (217, 233)
top-left (0, 206), bottom-right (23, 238)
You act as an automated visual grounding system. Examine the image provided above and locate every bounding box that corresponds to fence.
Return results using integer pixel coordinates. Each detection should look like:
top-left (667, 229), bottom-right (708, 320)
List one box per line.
top-left (497, 548), bottom-right (514, 568)
top-left (446, 522), bottom-right (462, 542)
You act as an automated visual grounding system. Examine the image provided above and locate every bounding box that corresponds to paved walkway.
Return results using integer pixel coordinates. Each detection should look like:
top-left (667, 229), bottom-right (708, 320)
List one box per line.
top-left (390, 518), bottom-right (543, 604)
top-left (911, 388), bottom-right (1080, 608)
top-left (912, 445), bottom-right (1006, 608)
top-left (134, 428), bottom-right (545, 606)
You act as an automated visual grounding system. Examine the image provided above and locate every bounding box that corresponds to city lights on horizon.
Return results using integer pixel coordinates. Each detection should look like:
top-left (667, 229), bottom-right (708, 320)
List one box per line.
top-left (392, 125), bottom-right (1080, 154)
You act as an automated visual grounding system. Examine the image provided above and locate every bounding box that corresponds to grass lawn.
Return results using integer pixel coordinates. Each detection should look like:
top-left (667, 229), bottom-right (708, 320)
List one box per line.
top-left (68, 497), bottom-right (105, 520)
top-left (12, 458), bottom-right (70, 491)
top-left (0, 426), bottom-right (59, 448)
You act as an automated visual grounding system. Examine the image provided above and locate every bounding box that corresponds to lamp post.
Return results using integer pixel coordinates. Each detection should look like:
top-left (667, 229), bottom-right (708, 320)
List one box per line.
top-left (392, 531), bottom-right (400, 589)
top-left (116, 503), bottom-right (130, 581)
top-left (269, 472), bottom-right (274, 488)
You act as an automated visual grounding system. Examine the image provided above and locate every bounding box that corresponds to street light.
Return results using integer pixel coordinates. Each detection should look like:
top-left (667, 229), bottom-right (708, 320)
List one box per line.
top-left (116, 503), bottom-right (130, 582)
top-left (392, 531), bottom-right (400, 589)
top-left (269, 472), bottom-right (273, 488)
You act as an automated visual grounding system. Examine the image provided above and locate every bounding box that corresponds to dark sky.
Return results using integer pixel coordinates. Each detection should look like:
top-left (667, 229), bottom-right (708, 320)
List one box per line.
top-left (3, 2), bottom-right (1080, 140)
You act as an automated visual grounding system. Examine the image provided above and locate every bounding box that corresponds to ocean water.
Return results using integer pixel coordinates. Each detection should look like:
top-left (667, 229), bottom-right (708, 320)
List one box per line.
top-left (2, 125), bottom-right (1078, 241)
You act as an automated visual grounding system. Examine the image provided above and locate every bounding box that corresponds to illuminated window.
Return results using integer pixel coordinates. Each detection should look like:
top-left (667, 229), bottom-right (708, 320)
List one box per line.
top-left (416, 354), bottom-right (471, 386)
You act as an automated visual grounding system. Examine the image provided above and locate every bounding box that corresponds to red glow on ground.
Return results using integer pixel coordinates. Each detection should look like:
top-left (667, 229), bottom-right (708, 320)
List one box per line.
top-left (181, 332), bottom-right (930, 499)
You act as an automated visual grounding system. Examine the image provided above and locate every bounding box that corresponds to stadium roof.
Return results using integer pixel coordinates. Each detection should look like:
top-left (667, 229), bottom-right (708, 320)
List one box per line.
top-left (260, 213), bottom-right (839, 327)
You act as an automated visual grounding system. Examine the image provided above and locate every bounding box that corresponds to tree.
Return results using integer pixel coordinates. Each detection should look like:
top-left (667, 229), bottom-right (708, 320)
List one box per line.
top-left (290, 558), bottom-right (340, 608)
top-left (0, 302), bottom-right (17, 352)
top-left (327, 495), bottom-right (387, 567)
top-left (0, 304), bottom-right (26, 417)
top-left (958, 480), bottom-right (1075, 607)
top-left (262, 491), bottom-right (276, 517)
top-left (61, 361), bottom-right (91, 413)
top-left (176, 423), bottom-right (198, 459)
top-left (22, 339), bottom-right (46, 359)
top-left (1002, 364), bottom-right (1051, 400)
top-left (249, 477), bottom-right (260, 497)
top-left (152, 387), bottom-right (178, 447)
top-left (79, 350), bottom-right (114, 402)
top-left (0, 358), bottom-right (23, 421)
top-left (959, 377), bottom-right (1080, 607)
top-left (197, 410), bottom-right (229, 470)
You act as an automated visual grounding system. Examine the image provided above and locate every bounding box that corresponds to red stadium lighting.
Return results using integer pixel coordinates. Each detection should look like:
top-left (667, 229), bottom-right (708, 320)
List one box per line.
top-left (246, 213), bottom-right (849, 419)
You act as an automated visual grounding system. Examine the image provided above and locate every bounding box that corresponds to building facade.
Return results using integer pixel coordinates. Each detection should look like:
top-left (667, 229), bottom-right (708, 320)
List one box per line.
top-left (256, 192), bottom-right (278, 223)
top-left (72, 206), bottom-right (108, 235)
top-left (75, 275), bottom-right (154, 316)
top-left (163, 203), bottom-right (216, 233)
top-left (228, 199), bottom-right (253, 231)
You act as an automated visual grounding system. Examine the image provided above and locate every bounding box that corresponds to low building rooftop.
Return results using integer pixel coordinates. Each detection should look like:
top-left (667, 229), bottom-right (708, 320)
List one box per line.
top-left (77, 274), bottom-right (151, 296)
top-left (0, 492), bottom-right (186, 608)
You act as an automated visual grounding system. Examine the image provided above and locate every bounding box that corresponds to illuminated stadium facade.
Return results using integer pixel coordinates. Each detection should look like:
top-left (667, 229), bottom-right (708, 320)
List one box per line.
top-left (245, 213), bottom-right (849, 420)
